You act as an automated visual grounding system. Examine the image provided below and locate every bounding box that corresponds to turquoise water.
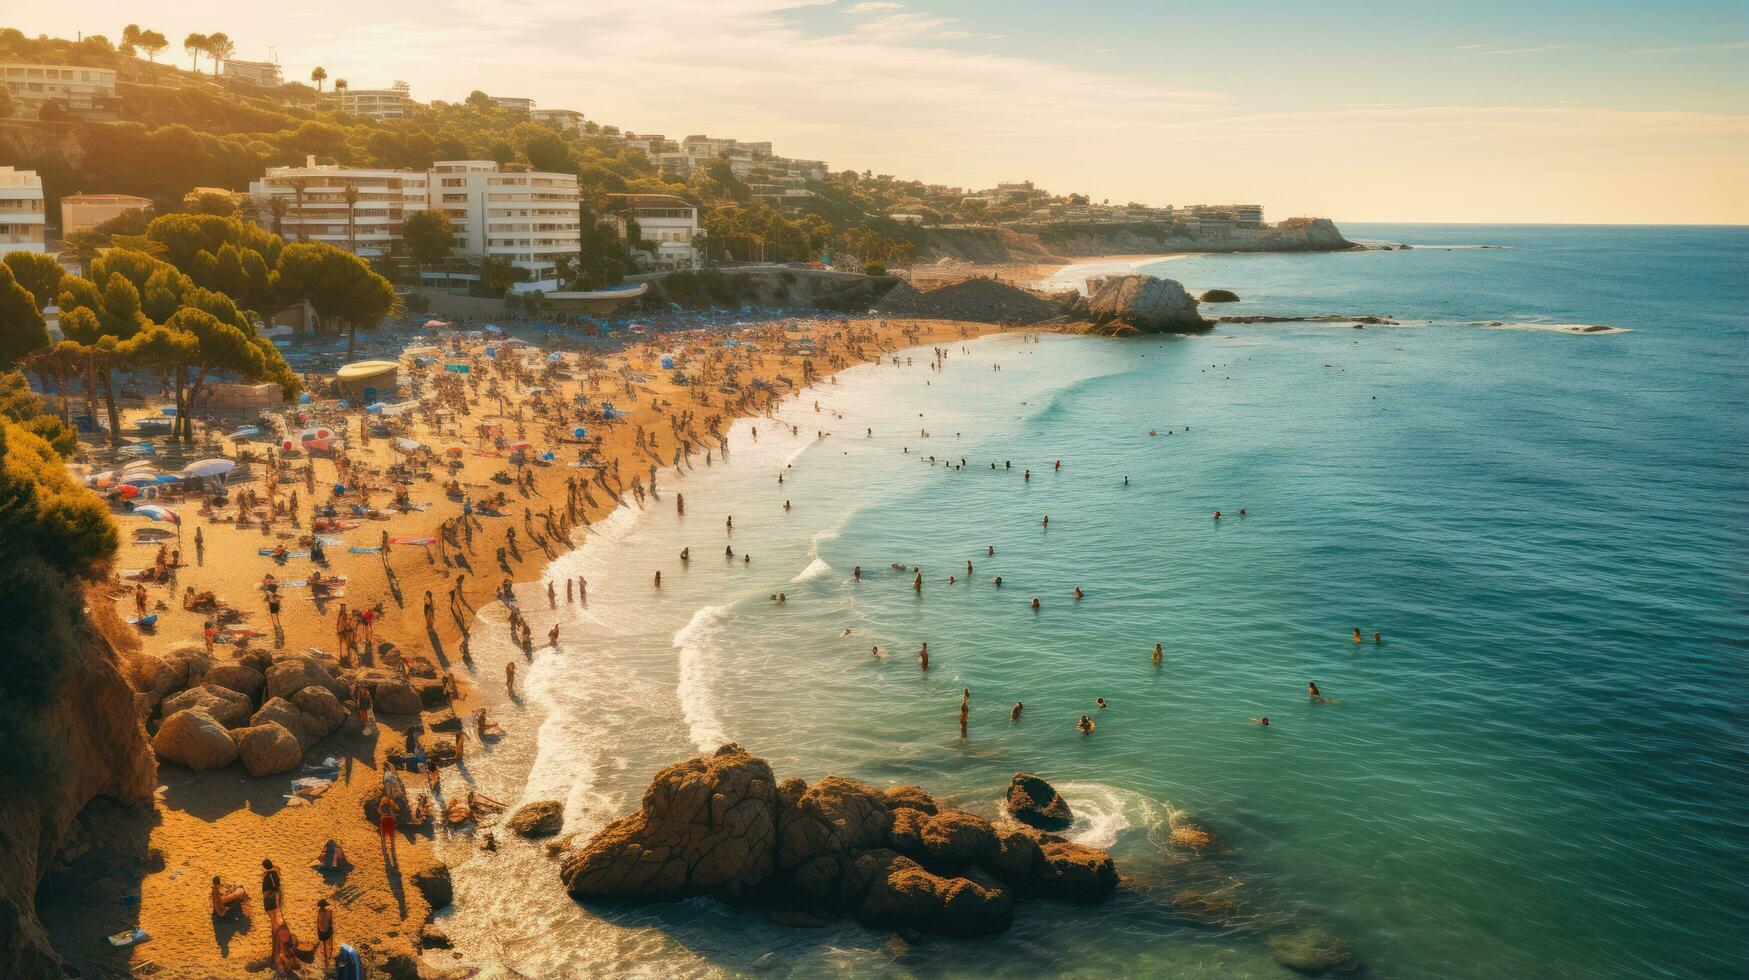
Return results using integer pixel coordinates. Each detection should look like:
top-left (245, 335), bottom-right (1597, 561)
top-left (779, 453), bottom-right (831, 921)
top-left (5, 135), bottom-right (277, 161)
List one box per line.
top-left (445, 225), bottom-right (1749, 978)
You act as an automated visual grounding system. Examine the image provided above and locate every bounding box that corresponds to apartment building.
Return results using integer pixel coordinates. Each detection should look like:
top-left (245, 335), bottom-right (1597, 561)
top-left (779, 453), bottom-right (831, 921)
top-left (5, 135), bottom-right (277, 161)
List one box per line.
top-left (531, 108), bottom-right (585, 132)
top-left (222, 59), bottom-right (283, 87)
top-left (0, 167), bottom-right (47, 255)
top-left (60, 193), bottom-right (153, 235)
top-left (605, 193), bottom-right (701, 271)
top-left (429, 161), bottom-right (580, 283)
top-left (337, 82), bottom-right (413, 119)
top-left (0, 62), bottom-right (119, 118)
top-left (248, 157), bottom-right (431, 257)
top-left (489, 96), bottom-right (535, 114)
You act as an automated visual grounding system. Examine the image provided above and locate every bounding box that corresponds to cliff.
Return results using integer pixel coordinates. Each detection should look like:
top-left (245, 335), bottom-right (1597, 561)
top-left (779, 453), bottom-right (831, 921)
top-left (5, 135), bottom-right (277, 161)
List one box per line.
top-left (896, 218), bottom-right (1355, 262)
top-left (634, 268), bottom-right (902, 313)
top-left (0, 602), bottom-right (155, 979)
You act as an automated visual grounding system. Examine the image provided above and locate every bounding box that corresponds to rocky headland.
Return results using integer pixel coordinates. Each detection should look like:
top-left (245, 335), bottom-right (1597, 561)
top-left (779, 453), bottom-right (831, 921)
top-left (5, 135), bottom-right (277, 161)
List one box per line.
top-left (558, 744), bottom-right (1118, 938)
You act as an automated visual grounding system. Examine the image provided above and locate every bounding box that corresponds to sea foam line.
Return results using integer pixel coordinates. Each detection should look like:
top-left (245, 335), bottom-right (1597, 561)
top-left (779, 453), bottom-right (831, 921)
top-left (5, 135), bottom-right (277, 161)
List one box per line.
top-left (674, 604), bottom-right (733, 751)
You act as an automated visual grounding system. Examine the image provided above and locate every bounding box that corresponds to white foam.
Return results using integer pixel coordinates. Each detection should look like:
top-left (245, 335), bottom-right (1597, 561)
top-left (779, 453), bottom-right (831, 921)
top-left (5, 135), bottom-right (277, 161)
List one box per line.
top-left (1477, 320), bottom-right (1631, 335)
top-left (790, 557), bottom-right (833, 583)
top-left (1053, 781), bottom-right (1166, 850)
top-left (673, 604), bottom-right (733, 751)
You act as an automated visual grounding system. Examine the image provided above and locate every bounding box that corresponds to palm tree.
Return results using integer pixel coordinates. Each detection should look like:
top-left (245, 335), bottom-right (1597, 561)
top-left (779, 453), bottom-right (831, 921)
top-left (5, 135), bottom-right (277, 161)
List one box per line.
top-left (335, 79), bottom-right (349, 95)
top-left (184, 33), bottom-right (208, 72)
top-left (310, 66), bottom-right (327, 92)
top-left (288, 178), bottom-right (308, 241)
top-left (268, 195), bottom-right (288, 237)
top-left (343, 183), bottom-right (359, 254)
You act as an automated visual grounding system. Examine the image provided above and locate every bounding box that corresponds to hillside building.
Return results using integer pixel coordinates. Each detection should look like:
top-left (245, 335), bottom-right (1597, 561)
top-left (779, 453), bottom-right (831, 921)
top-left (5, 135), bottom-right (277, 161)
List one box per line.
top-left (0, 62), bottom-right (120, 118)
top-left (60, 193), bottom-right (153, 235)
top-left (249, 157), bottom-right (431, 257)
top-left (336, 82), bottom-right (413, 119)
top-left (605, 193), bottom-right (701, 271)
top-left (222, 59), bottom-right (283, 86)
top-left (0, 167), bottom-right (46, 254)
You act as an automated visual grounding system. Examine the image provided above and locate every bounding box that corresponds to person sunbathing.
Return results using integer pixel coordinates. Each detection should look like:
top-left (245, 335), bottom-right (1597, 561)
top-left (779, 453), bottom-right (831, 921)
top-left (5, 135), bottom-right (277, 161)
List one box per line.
top-left (210, 876), bottom-right (249, 918)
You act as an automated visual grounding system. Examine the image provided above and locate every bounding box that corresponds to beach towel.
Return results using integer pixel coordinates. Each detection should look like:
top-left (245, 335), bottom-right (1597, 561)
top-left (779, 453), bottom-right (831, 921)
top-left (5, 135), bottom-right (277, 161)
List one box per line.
top-left (348, 546), bottom-right (383, 554)
top-left (389, 535), bottom-right (437, 546)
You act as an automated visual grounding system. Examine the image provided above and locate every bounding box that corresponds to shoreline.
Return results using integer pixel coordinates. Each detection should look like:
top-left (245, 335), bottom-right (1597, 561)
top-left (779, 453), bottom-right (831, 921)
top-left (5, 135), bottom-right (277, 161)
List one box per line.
top-left (60, 315), bottom-right (1020, 977)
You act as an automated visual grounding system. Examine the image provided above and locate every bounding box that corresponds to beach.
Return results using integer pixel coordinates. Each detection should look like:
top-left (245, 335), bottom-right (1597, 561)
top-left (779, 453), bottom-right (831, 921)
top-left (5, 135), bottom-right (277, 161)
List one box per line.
top-left (55, 314), bottom-right (1009, 978)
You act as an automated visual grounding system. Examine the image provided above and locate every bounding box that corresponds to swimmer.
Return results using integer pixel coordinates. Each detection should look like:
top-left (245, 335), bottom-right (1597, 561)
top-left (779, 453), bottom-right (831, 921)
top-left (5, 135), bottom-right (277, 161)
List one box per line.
top-left (1353, 627), bottom-right (1363, 644)
top-left (994, 576), bottom-right (1003, 587)
top-left (1239, 508), bottom-right (1246, 517)
top-left (987, 545), bottom-right (995, 556)
top-left (919, 643), bottom-right (929, 670)
top-left (654, 570), bottom-right (661, 588)
top-left (548, 625), bottom-right (559, 646)
top-left (1373, 631), bottom-right (1382, 644)
top-left (1030, 597), bottom-right (1040, 610)
top-left (1213, 510), bottom-right (1221, 520)
top-left (680, 547), bottom-right (690, 562)
top-left (854, 565), bottom-right (862, 581)
top-left (1073, 587), bottom-right (1084, 600)
top-left (1152, 642), bottom-right (1163, 664)
top-left (1011, 702), bottom-right (1023, 721)
top-left (1041, 515), bottom-right (1049, 527)
top-left (1095, 697), bottom-right (1107, 709)
top-left (1252, 717), bottom-right (1270, 727)
top-left (726, 545), bottom-right (734, 557)
top-left (1077, 715), bottom-right (1095, 735)
top-left (1308, 681), bottom-right (1332, 704)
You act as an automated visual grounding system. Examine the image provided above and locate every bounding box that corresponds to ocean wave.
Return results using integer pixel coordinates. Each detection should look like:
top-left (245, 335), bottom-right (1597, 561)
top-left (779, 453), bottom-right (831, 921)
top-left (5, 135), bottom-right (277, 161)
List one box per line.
top-left (790, 557), bottom-right (833, 583)
top-left (1476, 320), bottom-right (1631, 335)
top-left (674, 604), bottom-right (734, 751)
top-left (1052, 781), bottom-right (1167, 850)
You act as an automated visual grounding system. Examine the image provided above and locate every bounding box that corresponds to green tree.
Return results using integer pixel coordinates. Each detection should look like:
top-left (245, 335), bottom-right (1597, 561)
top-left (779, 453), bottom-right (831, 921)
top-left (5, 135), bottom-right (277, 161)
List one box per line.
top-left (523, 131), bottom-right (574, 173)
top-left (402, 209), bottom-right (453, 278)
top-left (138, 30), bottom-right (169, 66)
top-left (205, 32), bottom-right (235, 69)
top-left (185, 190), bottom-right (239, 217)
top-left (274, 241), bottom-right (398, 361)
top-left (478, 256), bottom-right (530, 297)
top-left (3, 253), bottom-right (66, 310)
top-left (343, 183), bottom-right (359, 254)
top-left (183, 32), bottom-right (208, 72)
top-left (0, 370), bottom-right (75, 456)
top-left (0, 263), bottom-right (49, 371)
top-left (310, 66), bottom-right (327, 92)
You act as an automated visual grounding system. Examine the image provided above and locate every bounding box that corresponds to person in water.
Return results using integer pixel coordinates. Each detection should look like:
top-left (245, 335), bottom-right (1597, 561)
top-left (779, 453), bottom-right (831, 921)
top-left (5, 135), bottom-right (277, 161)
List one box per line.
top-left (1030, 597), bottom-right (1040, 610)
top-left (1252, 717), bottom-right (1270, 726)
top-left (1095, 697), bottom-right (1107, 709)
top-left (1077, 715), bottom-right (1095, 735)
top-left (1073, 586), bottom-right (1084, 600)
top-left (918, 643), bottom-right (929, 670)
top-left (1309, 681), bottom-right (1333, 703)
top-left (1152, 642), bottom-right (1164, 664)
top-left (1011, 701), bottom-right (1023, 721)
top-left (1373, 631), bottom-right (1382, 644)
top-left (1353, 627), bottom-right (1363, 644)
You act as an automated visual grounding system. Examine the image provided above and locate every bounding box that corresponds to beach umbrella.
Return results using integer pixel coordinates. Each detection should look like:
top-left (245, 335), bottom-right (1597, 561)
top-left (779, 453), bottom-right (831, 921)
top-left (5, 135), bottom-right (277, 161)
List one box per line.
top-left (394, 437), bottom-right (424, 452)
top-left (180, 458), bottom-right (236, 479)
top-left (120, 471), bottom-right (161, 486)
top-left (572, 427), bottom-right (587, 438)
top-left (135, 504), bottom-right (179, 524)
top-left (366, 402), bottom-right (387, 415)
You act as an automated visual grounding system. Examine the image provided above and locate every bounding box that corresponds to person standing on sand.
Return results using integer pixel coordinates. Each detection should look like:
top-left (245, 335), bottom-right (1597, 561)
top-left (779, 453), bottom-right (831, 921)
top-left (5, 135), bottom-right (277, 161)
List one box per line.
top-left (506, 660), bottom-right (515, 693)
top-left (548, 581), bottom-right (556, 607)
top-left (260, 859), bottom-right (282, 927)
top-left (424, 591), bottom-right (435, 631)
top-left (315, 899), bottom-right (335, 973)
top-left (378, 795), bottom-right (399, 861)
top-left (194, 526), bottom-right (204, 566)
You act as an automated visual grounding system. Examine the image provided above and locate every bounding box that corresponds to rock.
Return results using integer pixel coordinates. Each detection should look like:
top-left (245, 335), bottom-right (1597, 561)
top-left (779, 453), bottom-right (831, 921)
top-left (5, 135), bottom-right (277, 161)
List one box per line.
top-left (1035, 838), bottom-right (1118, 902)
top-left (235, 723), bottom-right (304, 777)
top-left (918, 809), bottom-right (998, 868)
top-left (508, 800), bottom-right (565, 838)
top-left (1082, 275), bottom-right (1207, 334)
top-left (851, 850), bottom-right (1013, 937)
top-left (424, 707), bottom-right (463, 732)
top-left (561, 743), bottom-right (778, 901)
top-left (881, 785), bottom-right (938, 815)
top-left (1171, 887), bottom-right (1242, 926)
top-left (251, 697), bottom-right (311, 749)
top-left (418, 922), bottom-right (453, 949)
top-left (291, 685), bottom-right (347, 740)
top-left (129, 646), bottom-right (206, 709)
top-left (1200, 288), bottom-right (1240, 303)
top-left (1269, 927), bottom-right (1358, 975)
top-left (203, 661), bottom-right (264, 700)
top-left (414, 678), bottom-right (448, 709)
top-left (1168, 813), bottom-right (1227, 853)
top-left (1005, 772), bottom-right (1073, 831)
top-left (372, 680), bottom-right (423, 716)
top-left (152, 709), bottom-right (238, 771)
top-left (411, 863), bottom-right (453, 910)
top-left (987, 825), bottom-right (1044, 891)
top-left (888, 807), bottom-right (928, 855)
top-left (777, 775), bottom-right (895, 905)
top-left (265, 654), bottom-right (340, 701)
top-left (161, 684), bottom-right (253, 728)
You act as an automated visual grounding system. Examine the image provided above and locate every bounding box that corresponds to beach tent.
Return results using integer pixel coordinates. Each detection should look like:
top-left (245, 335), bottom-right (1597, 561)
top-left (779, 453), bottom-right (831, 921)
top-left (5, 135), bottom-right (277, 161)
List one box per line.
top-left (135, 504), bottom-right (179, 524)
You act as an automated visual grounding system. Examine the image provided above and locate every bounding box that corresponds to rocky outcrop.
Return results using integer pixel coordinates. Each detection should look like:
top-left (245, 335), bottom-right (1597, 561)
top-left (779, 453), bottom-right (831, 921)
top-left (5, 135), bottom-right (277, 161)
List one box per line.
top-left (152, 708), bottom-right (239, 770)
top-left (509, 800), bottom-right (565, 838)
top-left (1200, 289), bottom-right (1240, 303)
top-left (251, 697), bottom-right (310, 749)
top-left (292, 685), bottom-right (348, 740)
top-left (203, 661), bottom-right (264, 699)
top-left (161, 683), bottom-right (254, 728)
top-left (1005, 773), bottom-right (1074, 831)
top-left (874, 277), bottom-right (1062, 324)
top-left (266, 653), bottom-right (343, 701)
top-left (1078, 275), bottom-right (1208, 335)
top-left (560, 745), bottom-right (1118, 939)
top-left (1258, 217), bottom-right (1355, 252)
top-left (235, 722), bottom-right (304, 777)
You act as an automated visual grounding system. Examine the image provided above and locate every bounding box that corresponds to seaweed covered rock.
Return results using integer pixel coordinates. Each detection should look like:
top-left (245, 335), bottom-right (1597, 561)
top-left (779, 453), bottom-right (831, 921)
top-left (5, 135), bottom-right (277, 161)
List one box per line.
top-left (850, 849), bottom-right (1014, 937)
top-left (509, 800), bottom-right (565, 838)
top-left (561, 743), bottom-right (777, 901)
top-left (1005, 772), bottom-right (1073, 831)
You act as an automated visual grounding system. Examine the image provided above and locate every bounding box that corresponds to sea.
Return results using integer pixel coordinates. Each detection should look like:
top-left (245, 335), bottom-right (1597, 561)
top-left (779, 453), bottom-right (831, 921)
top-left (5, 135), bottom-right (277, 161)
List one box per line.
top-left (437, 224), bottom-right (1748, 979)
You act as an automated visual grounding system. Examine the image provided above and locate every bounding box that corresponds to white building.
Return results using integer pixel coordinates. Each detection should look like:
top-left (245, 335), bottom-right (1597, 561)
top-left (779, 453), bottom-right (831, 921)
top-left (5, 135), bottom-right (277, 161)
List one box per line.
top-left (223, 59), bottom-right (283, 86)
top-left (428, 161), bottom-right (580, 285)
top-left (531, 108), bottom-right (584, 132)
top-left (606, 193), bottom-right (701, 271)
top-left (489, 96), bottom-right (535, 114)
top-left (0, 167), bottom-right (46, 254)
top-left (0, 63), bottom-right (119, 118)
top-left (337, 82), bottom-right (413, 119)
top-left (60, 193), bottom-right (153, 235)
top-left (248, 156), bottom-right (431, 257)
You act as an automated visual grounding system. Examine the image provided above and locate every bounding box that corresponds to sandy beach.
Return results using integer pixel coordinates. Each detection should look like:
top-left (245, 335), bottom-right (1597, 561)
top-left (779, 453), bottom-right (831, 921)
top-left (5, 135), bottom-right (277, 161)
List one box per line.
top-left (56, 314), bottom-right (1011, 978)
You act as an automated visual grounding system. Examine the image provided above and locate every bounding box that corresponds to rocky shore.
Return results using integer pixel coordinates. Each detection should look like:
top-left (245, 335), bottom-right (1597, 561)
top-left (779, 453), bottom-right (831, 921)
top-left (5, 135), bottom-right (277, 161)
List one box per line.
top-left (558, 745), bottom-right (1117, 938)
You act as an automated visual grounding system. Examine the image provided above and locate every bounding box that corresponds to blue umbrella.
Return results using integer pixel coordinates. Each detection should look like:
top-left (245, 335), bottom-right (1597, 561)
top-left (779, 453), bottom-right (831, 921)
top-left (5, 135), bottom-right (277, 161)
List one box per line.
top-left (572, 427), bottom-right (587, 438)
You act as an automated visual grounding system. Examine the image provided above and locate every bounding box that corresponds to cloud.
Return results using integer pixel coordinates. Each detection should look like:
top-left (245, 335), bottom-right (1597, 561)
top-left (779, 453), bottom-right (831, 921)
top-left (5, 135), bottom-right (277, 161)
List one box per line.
top-left (852, 11), bottom-right (960, 41)
top-left (1631, 40), bottom-right (1749, 55)
top-left (844, 1), bottom-right (903, 12)
top-left (1479, 44), bottom-right (1573, 56)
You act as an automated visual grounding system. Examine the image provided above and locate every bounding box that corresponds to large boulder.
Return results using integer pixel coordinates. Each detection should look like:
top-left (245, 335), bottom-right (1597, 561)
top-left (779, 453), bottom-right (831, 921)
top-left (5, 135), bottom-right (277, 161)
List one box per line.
top-left (372, 679), bottom-right (423, 716)
top-left (1005, 772), bottom-right (1073, 831)
top-left (1269, 927), bottom-right (1358, 975)
top-left (1034, 837), bottom-right (1118, 902)
top-left (508, 800), bottom-right (565, 838)
top-left (561, 743), bottom-right (778, 901)
top-left (161, 684), bottom-right (253, 728)
top-left (291, 685), bottom-right (348, 740)
top-left (850, 849), bottom-right (1014, 937)
top-left (265, 654), bottom-right (340, 701)
top-left (204, 661), bottom-right (265, 700)
top-left (918, 809), bottom-right (998, 868)
top-left (1200, 288), bottom-right (1241, 303)
top-left (881, 785), bottom-right (938, 815)
top-left (152, 709), bottom-right (238, 771)
top-left (411, 863), bottom-right (453, 910)
top-left (777, 775), bottom-right (895, 906)
top-left (987, 824), bottom-right (1044, 891)
top-left (128, 643), bottom-right (209, 708)
top-left (1082, 275), bottom-right (1207, 334)
top-left (251, 697), bottom-right (310, 749)
top-left (235, 723), bottom-right (304, 777)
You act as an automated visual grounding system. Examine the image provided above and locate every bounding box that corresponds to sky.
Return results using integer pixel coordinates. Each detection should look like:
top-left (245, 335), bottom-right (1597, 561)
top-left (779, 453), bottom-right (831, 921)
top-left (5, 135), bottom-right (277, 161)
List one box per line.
top-left (12, 0), bottom-right (1749, 223)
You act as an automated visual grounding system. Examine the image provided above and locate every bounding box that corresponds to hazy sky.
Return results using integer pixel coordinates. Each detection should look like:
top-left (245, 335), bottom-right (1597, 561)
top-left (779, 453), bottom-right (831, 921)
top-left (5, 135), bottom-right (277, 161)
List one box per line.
top-left (14, 1), bottom-right (1749, 223)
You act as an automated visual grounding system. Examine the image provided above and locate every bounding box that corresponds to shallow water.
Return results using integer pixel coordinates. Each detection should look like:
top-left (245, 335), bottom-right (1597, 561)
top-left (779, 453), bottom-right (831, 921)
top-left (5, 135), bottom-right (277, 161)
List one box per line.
top-left (442, 225), bottom-right (1748, 978)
